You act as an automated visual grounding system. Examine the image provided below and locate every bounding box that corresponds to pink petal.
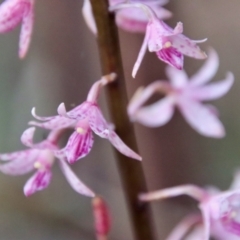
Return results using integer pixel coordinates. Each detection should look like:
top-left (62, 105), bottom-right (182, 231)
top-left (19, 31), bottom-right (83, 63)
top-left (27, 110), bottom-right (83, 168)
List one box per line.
top-left (139, 185), bottom-right (206, 202)
top-left (18, 0), bottom-right (34, 58)
top-left (128, 81), bottom-right (171, 117)
top-left (59, 102), bottom-right (93, 120)
top-left (21, 128), bottom-right (57, 150)
top-left (151, 5), bottom-right (172, 21)
top-left (190, 48), bottom-right (219, 86)
top-left (190, 72), bottom-right (234, 101)
top-left (29, 117), bottom-right (76, 130)
top-left (59, 158), bottom-right (95, 197)
top-left (0, 0), bottom-right (25, 33)
top-left (61, 128), bottom-right (94, 164)
top-left (57, 102), bottom-right (69, 116)
top-left (31, 107), bottom-right (57, 121)
top-left (177, 97), bottom-right (225, 138)
top-left (88, 105), bottom-right (110, 138)
top-left (156, 47), bottom-right (184, 70)
top-left (82, 0), bottom-right (97, 35)
top-left (87, 73), bottom-right (116, 102)
top-left (112, 1), bottom-right (172, 33)
top-left (218, 193), bottom-right (240, 236)
top-left (115, 8), bottom-right (148, 33)
top-left (23, 169), bottom-right (52, 196)
top-left (107, 131), bottom-right (142, 160)
top-left (31, 103), bottom-right (92, 129)
top-left (132, 27), bottom-right (150, 78)
top-left (0, 149), bottom-right (38, 175)
top-left (165, 66), bottom-right (188, 88)
top-left (169, 34), bottom-right (207, 60)
top-left (172, 22), bottom-right (183, 35)
top-left (20, 127), bottom-right (35, 147)
top-left (204, 104), bottom-right (219, 117)
top-left (133, 96), bottom-right (175, 127)
top-left (88, 105), bottom-right (141, 160)
top-left (0, 149), bottom-right (31, 161)
top-left (147, 19), bottom-right (175, 48)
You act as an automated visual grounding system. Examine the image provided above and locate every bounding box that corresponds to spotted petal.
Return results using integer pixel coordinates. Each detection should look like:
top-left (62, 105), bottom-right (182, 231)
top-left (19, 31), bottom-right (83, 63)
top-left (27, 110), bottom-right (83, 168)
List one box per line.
top-left (89, 105), bottom-right (141, 160)
top-left (23, 169), bottom-right (52, 196)
top-left (29, 117), bottom-right (75, 130)
top-left (169, 34), bottom-right (207, 60)
top-left (0, 0), bottom-right (34, 58)
top-left (0, 149), bottom-right (38, 175)
top-left (88, 105), bottom-right (109, 138)
top-left (156, 47), bottom-right (184, 70)
top-left (18, 0), bottom-right (34, 58)
top-left (60, 129), bottom-right (94, 164)
top-left (107, 131), bottom-right (142, 160)
top-left (0, 0), bottom-right (26, 33)
top-left (20, 127), bottom-right (35, 147)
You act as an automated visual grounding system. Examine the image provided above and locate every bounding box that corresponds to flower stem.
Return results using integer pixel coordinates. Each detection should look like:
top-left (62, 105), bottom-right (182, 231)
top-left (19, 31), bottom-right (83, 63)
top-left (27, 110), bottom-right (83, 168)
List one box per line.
top-left (89, 0), bottom-right (156, 239)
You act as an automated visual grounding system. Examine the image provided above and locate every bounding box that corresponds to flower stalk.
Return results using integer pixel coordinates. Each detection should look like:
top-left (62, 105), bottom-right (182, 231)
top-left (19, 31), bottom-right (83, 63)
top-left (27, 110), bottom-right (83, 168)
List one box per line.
top-left (89, 0), bottom-right (156, 239)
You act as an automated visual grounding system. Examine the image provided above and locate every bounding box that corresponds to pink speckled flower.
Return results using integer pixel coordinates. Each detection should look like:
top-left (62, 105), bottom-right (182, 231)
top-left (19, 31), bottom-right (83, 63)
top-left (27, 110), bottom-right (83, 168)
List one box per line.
top-left (29, 73), bottom-right (142, 164)
top-left (0, 127), bottom-right (95, 197)
top-left (128, 49), bottom-right (234, 138)
top-left (139, 170), bottom-right (240, 240)
top-left (82, 0), bottom-right (171, 35)
top-left (110, 2), bottom-right (207, 77)
top-left (0, 0), bottom-right (34, 58)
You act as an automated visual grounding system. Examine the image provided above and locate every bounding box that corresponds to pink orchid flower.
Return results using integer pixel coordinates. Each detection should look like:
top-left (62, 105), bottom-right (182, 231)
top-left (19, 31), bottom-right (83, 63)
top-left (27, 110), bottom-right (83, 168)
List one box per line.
top-left (0, 0), bottom-right (35, 58)
top-left (82, 0), bottom-right (171, 35)
top-left (110, 2), bottom-right (207, 77)
top-left (128, 49), bottom-right (234, 138)
top-left (139, 170), bottom-right (240, 240)
top-left (29, 73), bottom-right (142, 164)
top-left (0, 127), bottom-right (95, 197)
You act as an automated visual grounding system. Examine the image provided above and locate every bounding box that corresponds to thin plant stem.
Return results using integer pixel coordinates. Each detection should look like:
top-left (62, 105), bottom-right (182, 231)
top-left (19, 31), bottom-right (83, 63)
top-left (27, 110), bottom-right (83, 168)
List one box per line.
top-left (89, 0), bottom-right (156, 239)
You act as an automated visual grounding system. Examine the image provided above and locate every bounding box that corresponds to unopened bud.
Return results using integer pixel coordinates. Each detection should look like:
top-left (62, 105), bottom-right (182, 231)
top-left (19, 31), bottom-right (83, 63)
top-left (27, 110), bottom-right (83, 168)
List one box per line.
top-left (92, 196), bottom-right (111, 239)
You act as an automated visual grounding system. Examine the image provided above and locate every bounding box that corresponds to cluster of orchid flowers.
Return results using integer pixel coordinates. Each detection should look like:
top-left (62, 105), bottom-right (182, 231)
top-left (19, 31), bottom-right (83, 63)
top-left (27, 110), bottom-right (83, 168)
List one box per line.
top-left (0, 0), bottom-right (238, 239)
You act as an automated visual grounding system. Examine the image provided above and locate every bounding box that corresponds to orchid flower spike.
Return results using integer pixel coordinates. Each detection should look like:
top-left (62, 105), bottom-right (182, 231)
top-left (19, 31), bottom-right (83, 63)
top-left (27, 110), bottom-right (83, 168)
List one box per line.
top-left (110, 2), bottom-right (207, 77)
top-left (92, 196), bottom-right (111, 240)
top-left (139, 169), bottom-right (240, 240)
top-left (0, 0), bottom-right (35, 58)
top-left (29, 73), bottom-right (142, 164)
top-left (82, 0), bottom-right (171, 35)
top-left (0, 127), bottom-right (95, 197)
top-left (128, 49), bottom-right (234, 138)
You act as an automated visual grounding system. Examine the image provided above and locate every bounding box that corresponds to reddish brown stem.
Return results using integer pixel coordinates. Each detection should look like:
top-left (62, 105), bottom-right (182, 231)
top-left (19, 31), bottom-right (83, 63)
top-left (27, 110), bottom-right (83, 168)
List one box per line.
top-left (89, 1), bottom-right (156, 239)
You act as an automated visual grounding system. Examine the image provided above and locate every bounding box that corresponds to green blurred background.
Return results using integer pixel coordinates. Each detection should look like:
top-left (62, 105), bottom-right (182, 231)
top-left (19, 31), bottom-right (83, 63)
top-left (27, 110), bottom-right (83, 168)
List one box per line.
top-left (0, 0), bottom-right (239, 239)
